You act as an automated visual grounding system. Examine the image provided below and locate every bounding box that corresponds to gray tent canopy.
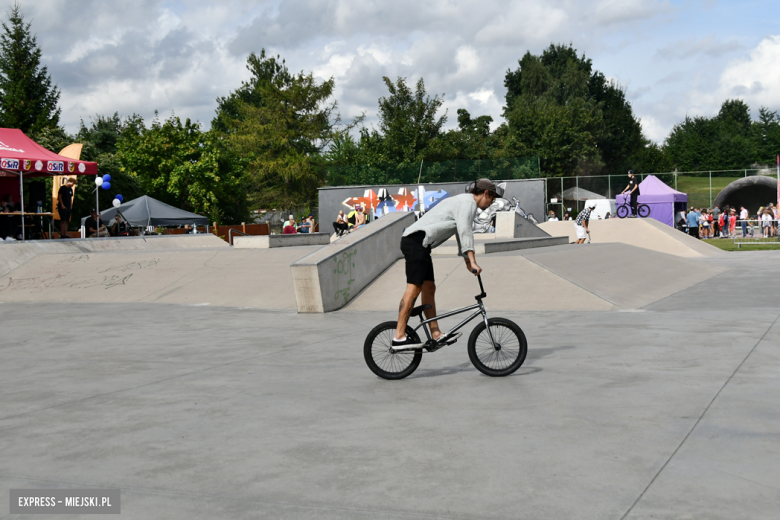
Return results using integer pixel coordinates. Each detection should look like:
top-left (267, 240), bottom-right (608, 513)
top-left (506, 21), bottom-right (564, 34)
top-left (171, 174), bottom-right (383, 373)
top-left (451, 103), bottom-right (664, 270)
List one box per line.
top-left (553, 187), bottom-right (606, 201)
top-left (80, 195), bottom-right (208, 228)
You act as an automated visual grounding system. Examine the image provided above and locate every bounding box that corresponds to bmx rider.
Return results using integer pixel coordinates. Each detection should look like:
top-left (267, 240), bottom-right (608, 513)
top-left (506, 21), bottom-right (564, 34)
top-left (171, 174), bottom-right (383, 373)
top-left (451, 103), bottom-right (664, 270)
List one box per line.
top-left (392, 178), bottom-right (499, 350)
top-left (620, 170), bottom-right (641, 217)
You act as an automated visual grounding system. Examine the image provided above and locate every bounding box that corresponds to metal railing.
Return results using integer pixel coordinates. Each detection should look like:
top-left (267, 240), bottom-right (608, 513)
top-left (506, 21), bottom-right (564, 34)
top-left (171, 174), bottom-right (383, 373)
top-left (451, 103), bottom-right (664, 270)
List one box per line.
top-left (227, 228), bottom-right (249, 246)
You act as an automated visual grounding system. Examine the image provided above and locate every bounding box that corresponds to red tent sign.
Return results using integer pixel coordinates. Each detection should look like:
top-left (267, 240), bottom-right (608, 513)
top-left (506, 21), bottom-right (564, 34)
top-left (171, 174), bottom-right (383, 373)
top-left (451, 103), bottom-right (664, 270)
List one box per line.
top-left (0, 129), bottom-right (96, 176)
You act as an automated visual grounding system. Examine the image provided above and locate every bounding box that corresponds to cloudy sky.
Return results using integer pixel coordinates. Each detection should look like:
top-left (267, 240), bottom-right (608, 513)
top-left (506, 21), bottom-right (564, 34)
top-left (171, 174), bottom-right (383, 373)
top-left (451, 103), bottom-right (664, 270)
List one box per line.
top-left (19, 0), bottom-right (780, 143)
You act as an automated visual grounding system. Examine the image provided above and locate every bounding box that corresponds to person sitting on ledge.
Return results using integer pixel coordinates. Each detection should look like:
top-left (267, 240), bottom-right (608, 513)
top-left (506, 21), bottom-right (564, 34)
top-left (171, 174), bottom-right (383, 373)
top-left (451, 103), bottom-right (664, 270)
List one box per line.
top-left (85, 209), bottom-right (109, 238)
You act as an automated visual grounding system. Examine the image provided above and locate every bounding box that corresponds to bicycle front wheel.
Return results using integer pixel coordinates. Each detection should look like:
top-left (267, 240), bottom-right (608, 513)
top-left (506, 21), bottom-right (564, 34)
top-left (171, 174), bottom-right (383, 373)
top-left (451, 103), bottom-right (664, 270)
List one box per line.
top-left (616, 205), bottom-right (629, 218)
top-left (364, 321), bottom-right (422, 380)
top-left (467, 318), bottom-right (527, 377)
top-left (638, 204), bottom-right (651, 218)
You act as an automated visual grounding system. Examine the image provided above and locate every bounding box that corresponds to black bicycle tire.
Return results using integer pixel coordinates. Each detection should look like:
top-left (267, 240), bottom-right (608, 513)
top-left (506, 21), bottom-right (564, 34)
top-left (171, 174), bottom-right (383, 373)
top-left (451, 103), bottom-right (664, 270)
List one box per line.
top-left (616, 205), bottom-right (629, 219)
top-left (364, 321), bottom-right (423, 380)
top-left (467, 318), bottom-right (527, 377)
top-left (638, 204), bottom-right (651, 218)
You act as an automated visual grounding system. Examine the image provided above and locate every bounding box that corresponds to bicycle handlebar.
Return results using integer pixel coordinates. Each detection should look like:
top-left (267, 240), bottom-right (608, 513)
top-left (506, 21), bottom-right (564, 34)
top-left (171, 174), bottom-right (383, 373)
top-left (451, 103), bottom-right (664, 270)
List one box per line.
top-left (471, 270), bottom-right (486, 299)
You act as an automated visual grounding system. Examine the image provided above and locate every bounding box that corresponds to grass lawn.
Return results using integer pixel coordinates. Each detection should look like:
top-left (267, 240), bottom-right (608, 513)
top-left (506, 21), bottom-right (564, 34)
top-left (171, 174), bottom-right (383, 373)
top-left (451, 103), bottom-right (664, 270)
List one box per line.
top-left (703, 237), bottom-right (780, 252)
top-left (674, 175), bottom-right (742, 209)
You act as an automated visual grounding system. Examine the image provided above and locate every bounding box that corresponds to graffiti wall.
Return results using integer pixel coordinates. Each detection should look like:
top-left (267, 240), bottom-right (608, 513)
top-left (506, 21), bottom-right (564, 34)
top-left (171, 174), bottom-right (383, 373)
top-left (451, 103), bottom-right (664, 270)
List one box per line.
top-left (318, 179), bottom-right (545, 230)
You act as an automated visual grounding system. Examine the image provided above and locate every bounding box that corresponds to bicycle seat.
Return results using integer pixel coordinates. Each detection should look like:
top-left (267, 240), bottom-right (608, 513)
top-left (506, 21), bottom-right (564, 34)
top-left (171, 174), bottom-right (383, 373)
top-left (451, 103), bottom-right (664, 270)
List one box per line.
top-left (410, 304), bottom-right (432, 317)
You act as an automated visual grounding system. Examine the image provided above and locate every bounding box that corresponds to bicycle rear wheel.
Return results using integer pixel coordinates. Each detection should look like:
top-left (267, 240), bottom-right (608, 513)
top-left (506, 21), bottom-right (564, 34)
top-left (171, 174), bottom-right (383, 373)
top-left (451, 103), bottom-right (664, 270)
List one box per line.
top-left (364, 321), bottom-right (423, 380)
top-left (638, 204), bottom-right (651, 218)
top-left (616, 205), bottom-right (629, 219)
top-left (467, 318), bottom-right (527, 377)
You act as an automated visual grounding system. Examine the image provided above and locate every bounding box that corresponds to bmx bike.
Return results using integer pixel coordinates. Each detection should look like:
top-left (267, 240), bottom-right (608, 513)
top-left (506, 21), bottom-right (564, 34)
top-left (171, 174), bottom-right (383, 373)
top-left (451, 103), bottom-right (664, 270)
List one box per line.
top-left (616, 200), bottom-right (650, 218)
top-left (363, 273), bottom-right (528, 380)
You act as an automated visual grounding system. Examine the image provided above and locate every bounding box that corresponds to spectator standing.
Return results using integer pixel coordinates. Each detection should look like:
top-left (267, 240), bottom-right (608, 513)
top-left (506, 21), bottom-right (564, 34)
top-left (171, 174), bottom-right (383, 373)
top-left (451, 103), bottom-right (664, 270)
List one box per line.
top-left (762, 209), bottom-right (773, 237)
top-left (283, 219), bottom-right (297, 234)
top-left (574, 203), bottom-right (596, 244)
top-left (57, 178), bottom-right (75, 239)
top-left (700, 209), bottom-right (710, 238)
top-left (739, 206), bottom-right (749, 237)
top-left (686, 208), bottom-right (700, 239)
top-left (712, 205), bottom-right (721, 237)
top-left (771, 204), bottom-right (778, 237)
top-left (547, 211), bottom-right (558, 221)
top-left (728, 209), bottom-right (737, 237)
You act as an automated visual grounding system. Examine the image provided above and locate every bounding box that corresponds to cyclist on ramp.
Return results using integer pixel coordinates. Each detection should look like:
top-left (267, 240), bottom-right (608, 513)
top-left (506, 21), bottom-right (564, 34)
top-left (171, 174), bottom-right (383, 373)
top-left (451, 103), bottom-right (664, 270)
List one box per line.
top-left (392, 179), bottom-right (499, 350)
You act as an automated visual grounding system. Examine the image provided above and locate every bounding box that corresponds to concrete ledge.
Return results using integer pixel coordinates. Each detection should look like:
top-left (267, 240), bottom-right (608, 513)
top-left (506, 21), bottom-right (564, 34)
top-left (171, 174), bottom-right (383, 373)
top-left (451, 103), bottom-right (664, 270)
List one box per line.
top-left (432, 236), bottom-right (569, 255)
top-left (233, 233), bottom-right (330, 249)
top-left (290, 212), bottom-right (415, 313)
top-left (495, 211), bottom-right (551, 239)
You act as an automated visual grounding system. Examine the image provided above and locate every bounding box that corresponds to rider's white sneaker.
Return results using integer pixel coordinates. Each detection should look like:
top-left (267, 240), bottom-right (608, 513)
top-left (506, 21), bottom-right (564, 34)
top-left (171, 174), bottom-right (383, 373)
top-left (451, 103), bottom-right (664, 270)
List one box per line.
top-left (438, 331), bottom-right (463, 343)
top-left (391, 337), bottom-right (424, 351)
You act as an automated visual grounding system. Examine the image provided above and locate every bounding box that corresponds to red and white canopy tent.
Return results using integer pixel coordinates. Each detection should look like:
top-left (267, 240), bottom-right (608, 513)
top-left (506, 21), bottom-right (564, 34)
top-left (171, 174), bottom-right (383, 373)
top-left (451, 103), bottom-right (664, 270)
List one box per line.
top-left (0, 128), bottom-right (97, 239)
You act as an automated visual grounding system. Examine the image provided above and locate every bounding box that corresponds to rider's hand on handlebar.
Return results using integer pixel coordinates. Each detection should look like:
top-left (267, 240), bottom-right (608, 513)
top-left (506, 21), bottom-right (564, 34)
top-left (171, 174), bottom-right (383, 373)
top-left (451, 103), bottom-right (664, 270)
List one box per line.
top-left (466, 260), bottom-right (482, 276)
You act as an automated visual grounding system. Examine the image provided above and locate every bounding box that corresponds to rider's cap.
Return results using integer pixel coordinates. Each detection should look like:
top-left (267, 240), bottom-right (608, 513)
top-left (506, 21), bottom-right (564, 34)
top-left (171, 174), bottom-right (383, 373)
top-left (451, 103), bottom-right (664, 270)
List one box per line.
top-left (589, 202), bottom-right (597, 208)
top-left (475, 178), bottom-right (497, 194)
top-left (628, 169), bottom-right (634, 174)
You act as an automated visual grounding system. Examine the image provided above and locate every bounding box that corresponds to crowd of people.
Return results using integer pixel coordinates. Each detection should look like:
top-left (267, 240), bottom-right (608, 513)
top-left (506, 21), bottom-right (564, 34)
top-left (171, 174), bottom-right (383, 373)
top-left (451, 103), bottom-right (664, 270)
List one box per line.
top-left (282, 213), bottom-right (318, 234)
top-left (678, 204), bottom-right (778, 239)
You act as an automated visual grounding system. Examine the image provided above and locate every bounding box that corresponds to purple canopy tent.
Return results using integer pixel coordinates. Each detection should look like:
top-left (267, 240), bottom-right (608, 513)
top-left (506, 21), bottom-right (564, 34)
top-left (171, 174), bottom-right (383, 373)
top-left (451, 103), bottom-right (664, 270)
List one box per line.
top-left (616, 175), bottom-right (687, 226)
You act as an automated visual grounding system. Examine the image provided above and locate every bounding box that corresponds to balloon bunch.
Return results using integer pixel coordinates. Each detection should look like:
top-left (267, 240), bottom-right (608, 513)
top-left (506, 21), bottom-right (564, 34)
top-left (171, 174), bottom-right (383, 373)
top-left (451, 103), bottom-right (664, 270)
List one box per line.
top-left (94, 174), bottom-right (112, 190)
top-left (94, 175), bottom-right (124, 209)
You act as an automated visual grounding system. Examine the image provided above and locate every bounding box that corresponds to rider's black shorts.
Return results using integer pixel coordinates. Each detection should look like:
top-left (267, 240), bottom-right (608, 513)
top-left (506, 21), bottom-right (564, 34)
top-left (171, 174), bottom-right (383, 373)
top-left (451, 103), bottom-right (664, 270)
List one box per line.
top-left (400, 231), bottom-right (434, 286)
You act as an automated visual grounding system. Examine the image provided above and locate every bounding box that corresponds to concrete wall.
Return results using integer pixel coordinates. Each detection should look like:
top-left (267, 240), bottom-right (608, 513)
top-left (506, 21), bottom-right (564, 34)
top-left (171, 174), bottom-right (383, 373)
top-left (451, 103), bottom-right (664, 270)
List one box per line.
top-left (290, 212), bottom-right (416, 313)
top-left (0, 234), bottom-right (227, 278)
top-left (234, 233), bottom-right (330, 249)
top-left (495, 211), bottom-right (551, 239)
top-left (318, 179), bottom-right (545, 231)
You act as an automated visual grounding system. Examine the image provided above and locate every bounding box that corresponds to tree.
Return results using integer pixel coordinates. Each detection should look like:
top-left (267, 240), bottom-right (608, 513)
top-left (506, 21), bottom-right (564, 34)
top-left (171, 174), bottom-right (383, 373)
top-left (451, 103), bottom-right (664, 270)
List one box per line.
top-left (218, 50), bottom-right (337, 209)
top-left (212, 49), bottom-right (291, 134)
top-left (503, 44), bottom-right (644, 176)
top-left (117, 112), bottom-right (250, 224)
top-left (0, 3), bottom-right (60, 134)
top-left (753, 107), bottom-right (780, 165)
top-left (367, 76), bottom-right (447, 165)
top-left (665, 99), bottom-right (756, 171)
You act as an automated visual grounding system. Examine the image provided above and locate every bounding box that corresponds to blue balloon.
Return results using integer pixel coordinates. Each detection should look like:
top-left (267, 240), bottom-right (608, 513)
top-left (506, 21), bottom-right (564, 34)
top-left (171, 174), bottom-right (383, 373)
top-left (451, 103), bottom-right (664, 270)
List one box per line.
top-left (115, 194), bottom-right (123, 202)
top-left (102, 182), bottom-right (111, 190)
top-left (102, 174), bottom-right (111, 182)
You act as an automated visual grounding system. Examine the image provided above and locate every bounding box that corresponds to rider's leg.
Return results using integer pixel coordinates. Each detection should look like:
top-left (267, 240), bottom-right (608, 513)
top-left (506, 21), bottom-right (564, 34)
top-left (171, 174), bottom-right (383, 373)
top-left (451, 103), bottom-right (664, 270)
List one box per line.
top-left (395, 282), bottom-right (422, 340)
top-left (420, 280), bottom-right (442, 340)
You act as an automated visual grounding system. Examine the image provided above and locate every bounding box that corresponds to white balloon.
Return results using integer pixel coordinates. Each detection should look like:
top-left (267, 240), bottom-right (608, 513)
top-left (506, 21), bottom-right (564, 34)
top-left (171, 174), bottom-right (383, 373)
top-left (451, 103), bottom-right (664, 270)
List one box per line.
top-left (94, 177), bottom-right (103, 186)
top-left (112, 199), bottom-right (121, 208)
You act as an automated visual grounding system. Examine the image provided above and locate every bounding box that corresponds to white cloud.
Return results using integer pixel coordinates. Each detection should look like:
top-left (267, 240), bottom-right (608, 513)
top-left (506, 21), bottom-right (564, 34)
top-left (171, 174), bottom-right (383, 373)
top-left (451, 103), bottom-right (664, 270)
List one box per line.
top-left (717, 35), bottom-right (780, 109)
top-left (592, 0), bottom-right (672, 26)
top-left (10, 0), bottom-right (769, 147)
top-left (639, 115), bottom-right (667, 143)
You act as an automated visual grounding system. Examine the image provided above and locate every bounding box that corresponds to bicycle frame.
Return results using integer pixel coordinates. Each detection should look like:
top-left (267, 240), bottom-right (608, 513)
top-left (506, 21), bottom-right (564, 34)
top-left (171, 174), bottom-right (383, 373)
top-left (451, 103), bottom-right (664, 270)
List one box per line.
top-left (411, 274), bottom-right (498, 349)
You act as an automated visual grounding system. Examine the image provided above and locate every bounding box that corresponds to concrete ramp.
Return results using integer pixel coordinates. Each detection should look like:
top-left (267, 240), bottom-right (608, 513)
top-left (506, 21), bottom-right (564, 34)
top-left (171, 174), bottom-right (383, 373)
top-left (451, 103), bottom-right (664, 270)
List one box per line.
top-left (538, 218), bottom-right (723, 258)
top-left (0, 246), bottom-right (320, 310)
top-left (0, 235), bottom-right (228, 278)
top-left (290, 212), bottom-right (415, 313)
top-left (348, 243), bottom-right (726, 312)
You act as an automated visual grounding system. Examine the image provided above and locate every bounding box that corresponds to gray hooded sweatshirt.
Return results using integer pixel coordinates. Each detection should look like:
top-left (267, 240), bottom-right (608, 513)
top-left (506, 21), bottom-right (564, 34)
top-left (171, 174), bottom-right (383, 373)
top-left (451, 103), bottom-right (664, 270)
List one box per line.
top-left (402, 193), bottom-right (478, 257)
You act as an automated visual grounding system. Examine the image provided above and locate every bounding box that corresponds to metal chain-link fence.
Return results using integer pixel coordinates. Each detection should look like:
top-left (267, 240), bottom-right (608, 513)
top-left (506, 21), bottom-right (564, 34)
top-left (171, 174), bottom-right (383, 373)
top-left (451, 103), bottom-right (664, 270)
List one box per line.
top-left (325, 157), bottom-right (540, 186)
top-left (544, 169), bottom-right (779, 219)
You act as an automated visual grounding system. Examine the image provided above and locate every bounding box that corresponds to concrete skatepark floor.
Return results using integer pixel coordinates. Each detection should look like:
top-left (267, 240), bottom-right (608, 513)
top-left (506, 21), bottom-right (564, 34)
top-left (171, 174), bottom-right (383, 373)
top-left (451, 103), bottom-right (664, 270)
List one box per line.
top-left (1, 251), bottom-right (779, 519)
